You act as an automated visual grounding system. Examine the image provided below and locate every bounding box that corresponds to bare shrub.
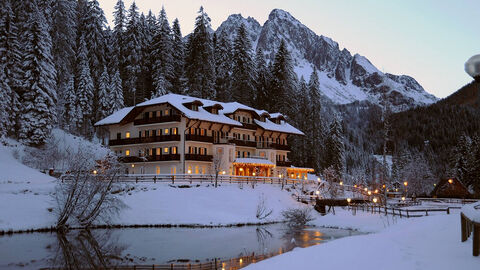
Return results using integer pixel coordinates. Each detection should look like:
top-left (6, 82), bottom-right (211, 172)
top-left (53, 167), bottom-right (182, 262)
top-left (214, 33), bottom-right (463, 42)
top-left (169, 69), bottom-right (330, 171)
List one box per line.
top-left (256, 193), bottom-right (273, 220)
top-left (281, 207), bottom-right (315, 228)
top-left (55, 151), bottom-right (125, 230)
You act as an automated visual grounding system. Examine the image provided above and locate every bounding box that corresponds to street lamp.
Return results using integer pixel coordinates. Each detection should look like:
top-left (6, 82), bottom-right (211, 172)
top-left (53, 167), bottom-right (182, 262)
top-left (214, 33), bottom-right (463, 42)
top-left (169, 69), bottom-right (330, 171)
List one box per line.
top-left (372, 197), bottom-right (378, 203)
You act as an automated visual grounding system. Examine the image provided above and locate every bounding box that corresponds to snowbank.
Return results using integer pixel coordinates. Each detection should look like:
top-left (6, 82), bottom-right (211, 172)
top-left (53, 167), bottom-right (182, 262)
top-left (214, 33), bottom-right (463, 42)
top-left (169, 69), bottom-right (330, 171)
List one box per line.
top-left (112, 183), bottom-right (304, 226)
top-left (462, 202), bottom-right (480, 222)
top-left (246, 214), bottom-right (480, 270)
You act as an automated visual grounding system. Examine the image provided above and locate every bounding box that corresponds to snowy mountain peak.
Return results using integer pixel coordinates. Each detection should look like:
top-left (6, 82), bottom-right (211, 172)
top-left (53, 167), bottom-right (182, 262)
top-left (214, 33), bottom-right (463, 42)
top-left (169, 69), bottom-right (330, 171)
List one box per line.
top-left (215, 9), bottom-right (438, 110)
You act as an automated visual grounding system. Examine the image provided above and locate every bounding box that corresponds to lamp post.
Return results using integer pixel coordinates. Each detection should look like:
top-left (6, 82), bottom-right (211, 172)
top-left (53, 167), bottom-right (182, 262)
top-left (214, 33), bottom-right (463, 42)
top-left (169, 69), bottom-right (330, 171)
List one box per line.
top-left (403, 181), bottom-right (408, 197)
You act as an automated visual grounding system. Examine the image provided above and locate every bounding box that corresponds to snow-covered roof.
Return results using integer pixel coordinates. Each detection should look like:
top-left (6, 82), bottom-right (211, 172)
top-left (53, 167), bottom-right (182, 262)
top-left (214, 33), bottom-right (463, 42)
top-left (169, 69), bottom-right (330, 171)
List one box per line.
top-left (95, 93), bottom-right (304, 135)
top-left (137, 94), bottom-right (241, 126)
top-left (94, 106), bottom-right (135, 126)
top-left (233, 158), bottom-right (275, 166)
top-left (254, 119), bottom-right (304, 135)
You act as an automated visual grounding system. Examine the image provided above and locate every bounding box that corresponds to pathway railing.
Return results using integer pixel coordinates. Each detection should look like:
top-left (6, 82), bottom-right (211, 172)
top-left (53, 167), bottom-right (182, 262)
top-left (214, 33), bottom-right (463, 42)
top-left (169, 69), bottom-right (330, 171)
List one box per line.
top-left (461, 212), bottom-right (480, 256)
top-left (348, 204), bottom-right (460, 218)
top-left (61, 173), bottom-right (319, 186)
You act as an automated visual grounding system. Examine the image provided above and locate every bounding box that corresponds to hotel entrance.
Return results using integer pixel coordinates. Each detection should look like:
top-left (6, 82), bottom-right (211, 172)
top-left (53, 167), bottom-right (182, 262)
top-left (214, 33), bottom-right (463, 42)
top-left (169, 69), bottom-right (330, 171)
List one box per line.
top-left (233, 158), bottom-right (275, 176)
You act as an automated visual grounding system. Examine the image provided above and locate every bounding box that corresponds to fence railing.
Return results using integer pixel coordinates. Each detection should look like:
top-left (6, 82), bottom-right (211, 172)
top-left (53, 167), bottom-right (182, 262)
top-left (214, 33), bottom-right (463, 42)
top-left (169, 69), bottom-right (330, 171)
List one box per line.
top-left (461, 212), bottom-right (480, 256)
top-left (61, 173), bottom-right (318, 186)
top-left (418, 197), bottom-right (479, 205)
top-left (347, 204), bottom-right (459, 218)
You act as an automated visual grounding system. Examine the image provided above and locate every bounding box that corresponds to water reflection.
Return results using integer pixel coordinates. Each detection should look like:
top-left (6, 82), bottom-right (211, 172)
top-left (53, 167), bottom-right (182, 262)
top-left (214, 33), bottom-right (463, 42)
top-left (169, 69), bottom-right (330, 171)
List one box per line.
top-left (0, 224), bottom-right (359, 269)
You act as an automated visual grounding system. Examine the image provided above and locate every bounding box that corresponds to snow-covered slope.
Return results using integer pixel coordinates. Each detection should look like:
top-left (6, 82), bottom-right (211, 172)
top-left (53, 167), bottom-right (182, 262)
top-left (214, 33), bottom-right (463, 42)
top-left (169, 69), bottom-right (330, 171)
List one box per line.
top-left (215, 9), bottom-right (437, 110)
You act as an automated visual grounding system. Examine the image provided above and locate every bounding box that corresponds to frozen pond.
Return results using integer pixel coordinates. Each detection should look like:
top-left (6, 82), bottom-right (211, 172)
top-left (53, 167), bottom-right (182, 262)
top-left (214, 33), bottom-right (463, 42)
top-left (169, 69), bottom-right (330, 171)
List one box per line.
top-left (0, 224), bottom-right (360, 269)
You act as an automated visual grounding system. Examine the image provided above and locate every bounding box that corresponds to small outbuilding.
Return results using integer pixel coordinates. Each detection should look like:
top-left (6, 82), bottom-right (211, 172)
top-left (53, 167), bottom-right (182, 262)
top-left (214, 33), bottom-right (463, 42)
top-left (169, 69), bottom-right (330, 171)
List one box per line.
top-left (431, 178), bottom-right (471, 198)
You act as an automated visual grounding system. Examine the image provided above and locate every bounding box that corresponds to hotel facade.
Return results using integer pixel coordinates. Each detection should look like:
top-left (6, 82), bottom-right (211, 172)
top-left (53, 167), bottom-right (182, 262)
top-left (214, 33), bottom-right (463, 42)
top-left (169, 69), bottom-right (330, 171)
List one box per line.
top-left (95, 94), bottom-right (313, 179)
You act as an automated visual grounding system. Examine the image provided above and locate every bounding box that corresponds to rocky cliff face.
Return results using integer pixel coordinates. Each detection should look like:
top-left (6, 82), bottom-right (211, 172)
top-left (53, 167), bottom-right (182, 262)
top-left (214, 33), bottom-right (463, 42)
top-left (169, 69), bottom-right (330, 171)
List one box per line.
top-left (215, 9), bottom-right (437, 110)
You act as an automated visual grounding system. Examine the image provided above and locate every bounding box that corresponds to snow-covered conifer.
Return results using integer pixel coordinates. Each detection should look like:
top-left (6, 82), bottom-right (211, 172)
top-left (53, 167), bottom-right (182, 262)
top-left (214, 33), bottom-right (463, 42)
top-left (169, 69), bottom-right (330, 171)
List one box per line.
top-left (231, 23), bottom-right (256, 106)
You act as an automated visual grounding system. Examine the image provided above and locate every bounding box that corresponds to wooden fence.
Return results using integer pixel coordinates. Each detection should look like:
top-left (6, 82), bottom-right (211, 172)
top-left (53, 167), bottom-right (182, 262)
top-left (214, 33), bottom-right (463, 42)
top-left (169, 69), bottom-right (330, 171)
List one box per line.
top-left (61, 173), bottom-right (319, 186)
top-left (461, 212), bottom-right (480, 256)
top-left (348, 204), bottom-right (460, 218)
top-left (418, 197), bottom-right (479, 205)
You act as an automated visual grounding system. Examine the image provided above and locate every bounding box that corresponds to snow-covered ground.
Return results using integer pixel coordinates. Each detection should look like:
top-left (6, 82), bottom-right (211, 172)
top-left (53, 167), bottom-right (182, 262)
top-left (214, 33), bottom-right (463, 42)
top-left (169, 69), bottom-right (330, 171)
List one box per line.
top-left (245, 209), bottom-right (480, 270)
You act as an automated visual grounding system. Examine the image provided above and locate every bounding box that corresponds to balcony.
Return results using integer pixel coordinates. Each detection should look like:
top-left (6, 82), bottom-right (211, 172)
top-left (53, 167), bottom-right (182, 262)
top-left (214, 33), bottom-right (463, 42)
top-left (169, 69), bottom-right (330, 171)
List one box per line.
top-left (185, 134), bottom-right (214, 143)
top-left (257, 142), bottom-right (274, 149)
top-left (119, 154), bottom-right (180, 163)
top-left (273, 143), bottom-right (290, 151)
top-left (240, 122), bottom-right (258, 130)
top-left (276, 160), bottom-right (292, 167)
top-left (133, 114), bottom-right (181, 126)
top-left (229, 139), bottom-right (257, 148)
top-left (109, 135), bottom-right (180, 146)
top-left (185, 154), bottom-right (213, 162)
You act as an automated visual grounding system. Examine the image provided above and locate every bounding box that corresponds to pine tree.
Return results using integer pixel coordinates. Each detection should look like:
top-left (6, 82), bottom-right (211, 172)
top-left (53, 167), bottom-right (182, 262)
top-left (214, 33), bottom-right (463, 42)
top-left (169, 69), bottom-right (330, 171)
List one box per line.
top-left (231, 23), bottom-right (256, 106)
top-left (18, 3), bottom-right (57, 145)
top-left (290, 76), bottom-right (310, 167)
top-left (307, 67), bottom-right (323, 171)
top-left (185, 6), bottom-right (215, 99)
top-left (113, 0), bottom-right (127, 82)
top-left (63, 74), bottom-right (77, 131)
top-left (109, 68), bottom-right (124, 113)
top-left (82, 0), bottom-right (106, 84)
top-left (254, 48), bottom-right (269, 109)
top-left (214, 31), bottom-right (232, 102)
top-left (124, 1), bottom-right (141, 105)
top-left (453, 134), bottom-right (470, 184)
top-left (97, 65), bottom-right (110, 120)
top-left (75, 34), bottom-right (94, 135)
top-left (0, 64), bottom-right (11, 137)
top-left (0, 0), bottom-right (22, 136)
top-left (269, 40), bottom-right (297, 116)
top-left (324, 116), bottom-right (345, 178)
top-left (151, 6), bottom-right (174, 97)
top-left (171, 18), bottom-right (185, 93)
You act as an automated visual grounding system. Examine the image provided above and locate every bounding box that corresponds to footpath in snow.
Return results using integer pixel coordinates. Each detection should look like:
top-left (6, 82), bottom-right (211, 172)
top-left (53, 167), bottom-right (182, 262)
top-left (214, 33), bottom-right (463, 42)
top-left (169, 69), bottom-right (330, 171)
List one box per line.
top-left (245, 209), bottom-right (480, 270)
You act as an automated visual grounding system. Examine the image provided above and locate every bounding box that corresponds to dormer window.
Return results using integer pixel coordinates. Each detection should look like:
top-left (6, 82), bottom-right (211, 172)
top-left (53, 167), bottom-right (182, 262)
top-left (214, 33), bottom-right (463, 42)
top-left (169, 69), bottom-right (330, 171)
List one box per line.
top-left (260, 117), bottom-right (266, 122)
top-left (212, 108), bottom-right (217, 114)
top-left (191, 104), bottom-right (198, 111)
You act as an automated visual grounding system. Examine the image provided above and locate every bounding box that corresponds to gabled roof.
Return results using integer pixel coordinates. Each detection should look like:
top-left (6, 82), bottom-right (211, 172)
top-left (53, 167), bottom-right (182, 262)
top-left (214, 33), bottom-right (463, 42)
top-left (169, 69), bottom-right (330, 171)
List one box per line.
top-left (254, 118), bottom-right (304, 135)
top-left (94, 93), bottom-right (304, 135)
top-left (95, 106), bottom-right (135, 126)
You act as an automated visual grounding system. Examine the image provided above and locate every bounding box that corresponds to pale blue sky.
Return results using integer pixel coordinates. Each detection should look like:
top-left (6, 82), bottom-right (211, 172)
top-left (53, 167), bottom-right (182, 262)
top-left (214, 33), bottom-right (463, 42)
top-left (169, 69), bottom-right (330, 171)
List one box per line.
top-left (100, 0), bottom-right (480, 98)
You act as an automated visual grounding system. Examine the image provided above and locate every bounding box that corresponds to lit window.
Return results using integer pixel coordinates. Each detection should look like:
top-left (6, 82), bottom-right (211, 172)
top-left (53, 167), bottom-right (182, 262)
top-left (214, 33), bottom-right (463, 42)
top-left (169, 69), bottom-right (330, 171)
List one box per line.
top-left (164, 128), bottom-right (169, 134)
top-left (164, 147), bottom-right (169, 154)
top-left (156, 166), bottom-right (160, 175)
top-left (187, 166), bottom-right (192, 174)
top-left (156, 148), bottom-right (160, 155)
top-left (125, 150), bottom-right (130, 156)
top-left (171, 166), bottom-right (176, 174)
top-left (195, 166), bottom-right (199, 174)
top-left (172, 147), bottom-right (177, 154)
top-left (125, 132), bottom-right (130, 138)
top-left (172, 128), bottom-right (177, 135)
top-left (202, 167), bottom-right (206, 174)
top-left (165, 109), bottom-right (169, 115)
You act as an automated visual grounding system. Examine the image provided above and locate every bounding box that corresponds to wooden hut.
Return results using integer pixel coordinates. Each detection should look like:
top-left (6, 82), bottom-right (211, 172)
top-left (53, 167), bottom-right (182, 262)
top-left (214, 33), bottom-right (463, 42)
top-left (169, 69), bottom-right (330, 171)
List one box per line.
top-left (431, 178), bottom-right (471, 198)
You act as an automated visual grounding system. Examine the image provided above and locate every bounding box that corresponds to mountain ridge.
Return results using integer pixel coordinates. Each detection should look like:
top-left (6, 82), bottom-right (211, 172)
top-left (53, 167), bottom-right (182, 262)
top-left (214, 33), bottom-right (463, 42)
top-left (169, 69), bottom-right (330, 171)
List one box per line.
top-left (215, 9), bottom-right (437, 110)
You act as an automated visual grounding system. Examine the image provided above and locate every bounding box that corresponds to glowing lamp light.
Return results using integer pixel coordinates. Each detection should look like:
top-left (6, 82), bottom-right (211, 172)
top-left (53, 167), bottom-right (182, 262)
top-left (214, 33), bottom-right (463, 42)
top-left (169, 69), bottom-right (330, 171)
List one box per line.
top-left (374, 189), bottom-right (378, 194)
top-left (315, 190), bottom-right (320, 195)
top-left (367, 191), bottom-right (372, 196)
top-left (291, 174), bottom-right (294, 178)
top-left (401, 196), bottom-right (406, 201)
top-left (252, 172), bottom-right (256, 176)
top-left (304, 176), bottom-right (307, 180)
top-left (317, 177), bottom-right (321, 182)
top-left (448, 179), bottom-right (453, 184)
top-left (346, 198), bottom-right (352, 203)
top-left (239, 168), bottom-right (244, 172)
top-left (372, 197), bottom-right (378, 203)
top-left (239, 258), bottom-right (243, 263)
top-left (354, 184), bottom-right (357, 188)
top-left (339, 181), bottom-right (343, 186)
top-left (382, 184), bottom-right (386, 189)
top-left (187, 169), bottom-right (192, 174)
top-left (364, 188), bottom-right (368, 192)
top-left (131, 164), bottom-right (135, 168)
top-left (222, 171), bottom-right (226, 175)
top-left (93, 170), bottom-right (97, 175)
top-left (404, 181), bottom-right (408, 186)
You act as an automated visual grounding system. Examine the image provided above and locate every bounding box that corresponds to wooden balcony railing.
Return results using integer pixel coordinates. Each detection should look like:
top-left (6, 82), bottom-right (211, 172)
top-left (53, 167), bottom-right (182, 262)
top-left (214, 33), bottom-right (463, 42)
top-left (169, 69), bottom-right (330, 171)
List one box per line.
top-left (133, 114), bottom-right (181, 126)
top-left (109, 135), bottom-right (180, 146)
top-left (119, 154), bottom-right (180, 163)
top-left (276, 160), bottom-right (292, 167)
top-left (229, 139), bottom-right (257, 148)
top-left (241, 122), bottom-right (258, 130)
top-left (185, 154), bottom-right (213, 162)
top-left (273, 143), bottom-right (290, 151)
top-left (185, 134), bottom-right (214, 143)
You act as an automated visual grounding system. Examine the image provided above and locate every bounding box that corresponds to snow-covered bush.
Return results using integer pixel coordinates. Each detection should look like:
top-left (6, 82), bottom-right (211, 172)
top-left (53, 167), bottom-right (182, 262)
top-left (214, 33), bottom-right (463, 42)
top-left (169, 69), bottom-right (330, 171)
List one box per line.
top-left (256, 193), bottom-right (273, 220)
top-left (281, 207), bottom-right (314, 228)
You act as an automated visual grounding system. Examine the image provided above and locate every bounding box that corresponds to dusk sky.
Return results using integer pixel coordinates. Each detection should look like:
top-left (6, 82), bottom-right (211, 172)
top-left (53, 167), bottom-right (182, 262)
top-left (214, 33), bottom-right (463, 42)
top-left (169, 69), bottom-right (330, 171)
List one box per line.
top-left (99, 0), bottom-right (480, 98)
